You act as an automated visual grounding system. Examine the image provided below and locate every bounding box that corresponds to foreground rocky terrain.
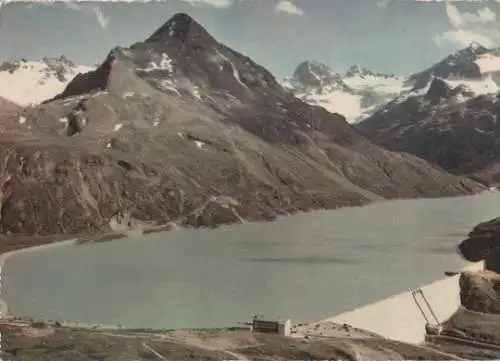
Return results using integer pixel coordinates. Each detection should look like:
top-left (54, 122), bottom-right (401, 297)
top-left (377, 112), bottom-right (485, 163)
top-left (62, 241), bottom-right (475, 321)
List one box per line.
top-left (424, 217), bottom-right (500, 359)
top-left (357, 43), bottom-right (500, 182)
top-left (0, 13), bottom-right (482, 239)
top-left (1, 318), bottom-right (461, 361)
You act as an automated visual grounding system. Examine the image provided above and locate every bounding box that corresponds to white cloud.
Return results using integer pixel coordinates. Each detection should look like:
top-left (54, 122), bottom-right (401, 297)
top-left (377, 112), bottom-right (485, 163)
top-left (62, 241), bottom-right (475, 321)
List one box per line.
top-left (434, 2), bottom-right (500, 48)
top-left (274, 0), bottom-right (304, 16)
top-left (180, 0), bottom-right (233, 8)
top-left (376, 0), bottom-right (391, 9)
top-left (64, 2), bottom-right (81, 10)
top-left (92, 6), bottom-right (109, 29)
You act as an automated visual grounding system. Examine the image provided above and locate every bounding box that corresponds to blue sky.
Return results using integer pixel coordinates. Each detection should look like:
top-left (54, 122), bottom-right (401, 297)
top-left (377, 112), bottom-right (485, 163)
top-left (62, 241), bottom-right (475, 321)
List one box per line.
top-left (1, 0), bottom-right (500, 79)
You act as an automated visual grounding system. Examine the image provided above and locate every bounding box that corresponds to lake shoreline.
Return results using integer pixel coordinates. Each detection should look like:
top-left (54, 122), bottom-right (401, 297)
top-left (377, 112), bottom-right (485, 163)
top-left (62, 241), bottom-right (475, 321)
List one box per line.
top-left (0, 190), bottom-right (491, 257)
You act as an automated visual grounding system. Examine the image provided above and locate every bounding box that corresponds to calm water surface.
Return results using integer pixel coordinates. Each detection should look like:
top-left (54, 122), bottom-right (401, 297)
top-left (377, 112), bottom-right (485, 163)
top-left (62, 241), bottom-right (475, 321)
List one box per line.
top-left (4, 192), bottom-right (500, 329)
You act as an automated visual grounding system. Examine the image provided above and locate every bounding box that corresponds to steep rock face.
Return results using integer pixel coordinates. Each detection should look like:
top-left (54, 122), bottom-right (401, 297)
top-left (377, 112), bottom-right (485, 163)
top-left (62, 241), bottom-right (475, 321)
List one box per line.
top-left (288, 60), bottom-right (352, 93)
top-left (424, 78), bottom-right (453, 104)
top-left (0, 13), bottom-right (484, 237)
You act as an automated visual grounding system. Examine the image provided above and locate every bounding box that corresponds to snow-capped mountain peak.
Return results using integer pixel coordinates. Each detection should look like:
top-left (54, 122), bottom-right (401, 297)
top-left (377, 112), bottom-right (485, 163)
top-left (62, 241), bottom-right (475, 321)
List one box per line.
top-left (345, 64), bottom-right (372, 78)
top-left (286, 60), bottom-right (351, 93)
top-left (145, 12), bottom-right (217, 45)
top-left (52, 13), bottom-right (284, 106)
top-left (406, 42), bottom-right (497, 91)
top-left (0, 56), bottom-right (94, 106)
top-left (458, 41), bottom-right (489, 56)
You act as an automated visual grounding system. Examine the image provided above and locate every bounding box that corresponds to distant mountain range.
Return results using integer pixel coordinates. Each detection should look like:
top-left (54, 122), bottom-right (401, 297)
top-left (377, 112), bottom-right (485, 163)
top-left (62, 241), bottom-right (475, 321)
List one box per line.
top-left (357, 42), bottom-right (500, 182)
top-left (0, 12), bottom-right (481, 236)
top-left (283, 61), bottom-right (406, 123)
top-left (285, 42), bottom-right (500, 123)
top-left (282, 42), bottom-right (500, 184)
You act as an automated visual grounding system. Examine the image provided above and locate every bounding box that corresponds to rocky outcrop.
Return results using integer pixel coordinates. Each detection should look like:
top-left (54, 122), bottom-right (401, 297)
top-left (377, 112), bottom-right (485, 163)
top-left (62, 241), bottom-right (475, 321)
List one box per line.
top-left (459, 271), bottom-right (500, 314)
top-left (289, 60), bottom-right (351, 93)
top-left (458, 217), bottom-right (500, 273)
top-left (455, 218), bottom-right (500, 313)
top-left (425, 218), bottom-right (500, 358)
top-left (424, 78), bottom-right (453, 105)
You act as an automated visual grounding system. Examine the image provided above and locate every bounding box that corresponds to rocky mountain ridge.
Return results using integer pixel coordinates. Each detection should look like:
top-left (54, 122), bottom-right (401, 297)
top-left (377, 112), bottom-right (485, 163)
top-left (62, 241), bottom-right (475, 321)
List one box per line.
top-left (356, 42), bottom-right (500, 182)
top-left (0, 13), bottom-right (483, 237)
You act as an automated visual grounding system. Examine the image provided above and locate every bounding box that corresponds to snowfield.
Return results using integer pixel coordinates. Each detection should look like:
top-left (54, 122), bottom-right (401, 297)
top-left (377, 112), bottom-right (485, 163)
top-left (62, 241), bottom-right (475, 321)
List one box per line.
top-left (307, 91), bottom-right (363, 120)
top-left (0, 59), bottom-right (94, 106)
top-left (475, 52), bottom-right (500, 74)
top-left (287, 72), bottom-right (410, 123)
top-left (445, 75), bottom-right (499, 96)
top-left (343, 74), bottom-right (409, 95)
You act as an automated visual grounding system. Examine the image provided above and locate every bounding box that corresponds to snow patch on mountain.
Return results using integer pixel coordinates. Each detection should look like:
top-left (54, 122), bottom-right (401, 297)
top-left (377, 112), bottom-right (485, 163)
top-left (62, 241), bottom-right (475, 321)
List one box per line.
top-left (444, 75), bottom-right (499, 96)
top-left (343, 74), bottom-right (409, 95)
top-left (304, 91), bottom-right (363, 120)
top-left (0, 56), bottom-right (94, 106)
top-left (475, 52), bottom-right (500, 74)
top-left (137, 53), bottom-right (174, 73)
top-left (285, 61), bottom-right (409, 123)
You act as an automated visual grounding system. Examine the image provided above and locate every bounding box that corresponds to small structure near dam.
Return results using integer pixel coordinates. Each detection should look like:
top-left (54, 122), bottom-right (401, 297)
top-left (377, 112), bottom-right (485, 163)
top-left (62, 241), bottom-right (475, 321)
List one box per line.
top-left (249, 315), bottom-right (291, 337)
top-left (410, 288), bottom-right (439, 326)
top-left (410, 288), bottom-right (445, 337)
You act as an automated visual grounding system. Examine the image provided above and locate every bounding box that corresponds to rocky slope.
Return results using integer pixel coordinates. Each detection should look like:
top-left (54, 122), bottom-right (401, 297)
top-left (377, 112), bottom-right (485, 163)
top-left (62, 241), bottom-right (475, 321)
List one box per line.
top-left (0, 13), bottom-right (483, 237)
top-left (458, 270), bottom-right (500, 314)
top-left (357, 43), bottom-right (500, 180)
top-left (284, 61), bottom-right (408, 122)
top-left (0, 97), bottom-right (22, 116)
